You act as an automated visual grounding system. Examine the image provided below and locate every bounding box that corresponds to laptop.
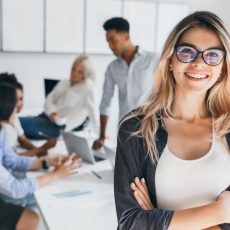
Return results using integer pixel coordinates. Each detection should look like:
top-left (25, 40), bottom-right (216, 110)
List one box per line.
top-left (62, 131), bottom-right (115, 165)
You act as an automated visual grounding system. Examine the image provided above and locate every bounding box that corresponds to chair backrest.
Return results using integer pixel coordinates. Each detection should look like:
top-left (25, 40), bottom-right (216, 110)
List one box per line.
top-left (44, 78), bottom-right (59, 97)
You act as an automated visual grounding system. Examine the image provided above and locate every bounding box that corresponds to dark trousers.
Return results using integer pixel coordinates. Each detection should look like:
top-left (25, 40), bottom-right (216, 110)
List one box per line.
top-left (20, 113), bottom-right (89, 140)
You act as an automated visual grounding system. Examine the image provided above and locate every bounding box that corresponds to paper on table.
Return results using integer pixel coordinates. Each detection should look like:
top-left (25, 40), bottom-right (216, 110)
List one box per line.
top-left (40, 183), bottom-right (113, 210)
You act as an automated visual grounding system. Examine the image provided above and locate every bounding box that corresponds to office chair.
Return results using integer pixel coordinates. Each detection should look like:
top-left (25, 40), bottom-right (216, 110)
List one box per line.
top-left (44, 78), bottom-right (59, 97)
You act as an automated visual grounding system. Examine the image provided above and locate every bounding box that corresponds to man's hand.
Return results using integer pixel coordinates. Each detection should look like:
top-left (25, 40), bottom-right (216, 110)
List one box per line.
top-left (43, 138), bottom-right (57, 149)
top-left (92, 137), bottom-right (105, 150)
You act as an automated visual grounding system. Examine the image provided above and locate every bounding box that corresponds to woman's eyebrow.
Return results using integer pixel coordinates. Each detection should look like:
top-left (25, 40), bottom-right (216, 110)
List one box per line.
top-left (177, 42), bottom-right (196, 48)
top-left (177, 42), bottom-right (224, 50)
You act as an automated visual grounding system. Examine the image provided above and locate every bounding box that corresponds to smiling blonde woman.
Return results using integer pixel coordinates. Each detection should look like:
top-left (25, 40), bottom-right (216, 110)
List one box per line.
top-left (114, 11), bottom-right (230, 230)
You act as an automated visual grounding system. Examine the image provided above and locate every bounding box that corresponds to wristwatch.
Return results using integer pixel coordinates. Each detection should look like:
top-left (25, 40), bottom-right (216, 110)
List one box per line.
top-left (41, 159), bottom-right (49, 170)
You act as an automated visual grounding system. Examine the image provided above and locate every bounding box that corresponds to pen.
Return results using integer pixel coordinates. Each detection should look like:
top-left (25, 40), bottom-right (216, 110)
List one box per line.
top-left (91, 170), bottom-right (102, 179)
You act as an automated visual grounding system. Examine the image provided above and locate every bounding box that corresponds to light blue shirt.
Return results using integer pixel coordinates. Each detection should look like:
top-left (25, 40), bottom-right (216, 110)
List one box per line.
top-left (100, 47), bottom-right (158, 118)
top-left (0, 129), bottom-right (38, 199)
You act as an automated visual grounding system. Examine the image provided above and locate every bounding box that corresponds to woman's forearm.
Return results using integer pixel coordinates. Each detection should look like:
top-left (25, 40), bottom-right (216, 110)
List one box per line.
top-left (36, 172), bottom-right (57, 188)
top-left (29, 159), bottom-right (42, 170)
top-left (169, 201), bottom-right (225, 230)
top-left (204, 226), bottom-right (221, 230)
top-left (21, 146), bottom-right (46, 157)
top-left (18, 135), bottom-right (36, 149)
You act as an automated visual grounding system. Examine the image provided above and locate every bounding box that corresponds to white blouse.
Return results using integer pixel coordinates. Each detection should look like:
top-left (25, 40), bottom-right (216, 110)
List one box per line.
top-left (1, 123), bottom-right (18, 148)
top-left (155, 138), bottom-right (230, 210)
top-left (44, 79), bottom-right (99, 132)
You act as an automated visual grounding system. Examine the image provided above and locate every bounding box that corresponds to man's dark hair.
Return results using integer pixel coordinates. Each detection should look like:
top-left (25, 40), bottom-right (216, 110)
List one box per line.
top-left (103, 17), bottom-right (129, 33)
top-left (0, 83), bottom-right (17, 122)
top-left (0, 72), bottom-right (23, 91)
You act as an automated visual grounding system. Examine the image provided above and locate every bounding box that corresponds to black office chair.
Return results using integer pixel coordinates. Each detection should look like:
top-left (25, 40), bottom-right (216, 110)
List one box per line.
top-left (44, 78), bottom-right (59, 97)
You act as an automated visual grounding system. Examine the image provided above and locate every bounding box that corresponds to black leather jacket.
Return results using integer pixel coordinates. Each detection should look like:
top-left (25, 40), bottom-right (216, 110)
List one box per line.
top-left (114, 115), bottom-right (230, 230)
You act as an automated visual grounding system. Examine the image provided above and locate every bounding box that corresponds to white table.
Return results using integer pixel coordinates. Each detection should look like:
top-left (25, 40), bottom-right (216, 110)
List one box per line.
top-left (29, 160), bottom-right (117, 230)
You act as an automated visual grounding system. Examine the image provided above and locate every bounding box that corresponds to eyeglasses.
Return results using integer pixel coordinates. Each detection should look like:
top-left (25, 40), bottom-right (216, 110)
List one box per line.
top-left (175, 45), bottom-right (226, 66)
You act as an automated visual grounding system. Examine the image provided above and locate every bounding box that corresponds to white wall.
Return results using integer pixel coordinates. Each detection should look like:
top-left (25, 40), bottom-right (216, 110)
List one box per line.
top-left (0, 0), bottom-right (230, 142)
top-left (174, 0), bottom-right (230, 30)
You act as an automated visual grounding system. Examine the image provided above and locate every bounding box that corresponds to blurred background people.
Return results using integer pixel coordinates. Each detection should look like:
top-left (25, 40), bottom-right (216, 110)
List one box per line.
top-left (0, 83), bottom-right (81, 229)
top-left (93, 17), bottom-right (158, 150)
top-left (20, 55), bottom-right (99, 139)
top-left (0, 72), bottom-right (56, 156)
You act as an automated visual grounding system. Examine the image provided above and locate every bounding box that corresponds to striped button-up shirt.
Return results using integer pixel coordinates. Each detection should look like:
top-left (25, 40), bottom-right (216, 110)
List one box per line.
top-left (100, 47), bottom-right (158, 119)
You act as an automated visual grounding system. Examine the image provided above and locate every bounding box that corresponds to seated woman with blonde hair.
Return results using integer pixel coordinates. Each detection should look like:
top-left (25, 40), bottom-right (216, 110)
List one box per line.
top-left (20, 55), bottom-right (98, 139)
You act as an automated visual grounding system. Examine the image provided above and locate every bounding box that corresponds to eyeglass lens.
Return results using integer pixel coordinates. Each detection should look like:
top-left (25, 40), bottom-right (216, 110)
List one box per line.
top-left (176, 46), bottom-right (225, 66)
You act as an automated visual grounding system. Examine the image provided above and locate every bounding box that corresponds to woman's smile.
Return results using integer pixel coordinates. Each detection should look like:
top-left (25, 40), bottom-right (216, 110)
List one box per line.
top-left (184, 72), bottom-right (210, 81)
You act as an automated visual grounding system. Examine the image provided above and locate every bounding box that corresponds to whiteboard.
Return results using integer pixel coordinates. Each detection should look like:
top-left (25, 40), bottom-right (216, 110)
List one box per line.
top-left (45, 0), bottom-right (84, 53)
top-left (123, 1), bottom-right (157, 52)
top-left (85, 0), bottom-right (122, 54)
top-left (156, 3), bottom-right (190, 53)
top-left (2, 0), bottom-right (43, 52)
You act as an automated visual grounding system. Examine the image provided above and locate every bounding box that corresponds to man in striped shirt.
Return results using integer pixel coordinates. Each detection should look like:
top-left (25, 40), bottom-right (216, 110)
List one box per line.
top-left (92, 17), bottom-right (158, 150)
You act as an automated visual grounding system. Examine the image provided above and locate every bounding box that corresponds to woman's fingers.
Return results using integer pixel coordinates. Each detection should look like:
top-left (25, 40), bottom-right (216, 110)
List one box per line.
top-left (69, 168), bottom-right (79, 174)
top-left (133, 191), bottom-right (148, 210)
top-left (140, 178), bottom-right (150, 195)
top-left (131, 177), bottom-right (154, 210)
top-left (64, 159), bottom-right (72, 166)
top-left (133, 177), bottom-right (150, 201)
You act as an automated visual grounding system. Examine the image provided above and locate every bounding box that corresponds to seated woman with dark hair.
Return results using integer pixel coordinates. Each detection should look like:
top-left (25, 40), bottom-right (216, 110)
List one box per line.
top-left (0, 83), bottom-right (81, 230)
top-left (0, 72), bottom-right (56, 156)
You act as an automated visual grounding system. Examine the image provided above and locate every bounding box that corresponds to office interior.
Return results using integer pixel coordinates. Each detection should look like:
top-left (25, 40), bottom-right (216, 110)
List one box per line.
top-left (1, 0), bottom-right (229, 141)
top-left (0, 0), bottom-right (230, 229)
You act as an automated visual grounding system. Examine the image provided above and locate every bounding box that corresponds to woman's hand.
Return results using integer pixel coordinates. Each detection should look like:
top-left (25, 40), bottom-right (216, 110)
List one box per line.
top-left (52, 155), bottom-right (81, 179)
top-left (36, 155), bottom-right (81, 187)
top-left (216, 191), bottom-right (230, 223)
top-left (130, 177), bottom-right (154, 210)
top-left (48, 153), bottom-right (79, 167)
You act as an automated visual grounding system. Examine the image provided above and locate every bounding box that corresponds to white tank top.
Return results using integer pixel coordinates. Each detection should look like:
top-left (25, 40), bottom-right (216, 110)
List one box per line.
top-left (155, 138), bottom-right (230, 210)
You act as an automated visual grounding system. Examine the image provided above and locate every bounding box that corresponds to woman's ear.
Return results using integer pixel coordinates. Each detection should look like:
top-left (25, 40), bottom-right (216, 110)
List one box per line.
top-left (169, 63), bottom-right (173, 71)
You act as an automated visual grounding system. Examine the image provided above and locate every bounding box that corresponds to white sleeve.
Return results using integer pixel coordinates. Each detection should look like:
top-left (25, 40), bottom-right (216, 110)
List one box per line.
top-left (1, 125), bottom-right (18, 148)
top-left (14, 115), bottom-right (24, 136)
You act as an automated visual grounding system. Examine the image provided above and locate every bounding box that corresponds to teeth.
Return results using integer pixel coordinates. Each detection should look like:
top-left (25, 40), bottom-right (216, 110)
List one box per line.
top-left (186, 73), bottom-right (207, 79)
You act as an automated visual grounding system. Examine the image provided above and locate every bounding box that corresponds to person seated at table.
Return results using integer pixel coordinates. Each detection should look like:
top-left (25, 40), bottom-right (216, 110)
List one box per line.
top-left (0, 83), bottom-right (81, 229)
top-left (20, 55), bottom-right (99, 139)
top-left (0, 72), bottom-right (56, 156)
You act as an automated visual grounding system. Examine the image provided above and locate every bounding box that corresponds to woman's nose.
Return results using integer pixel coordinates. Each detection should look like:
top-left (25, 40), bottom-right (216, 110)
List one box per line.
top-left (191, 53), bottom-right (206, 69)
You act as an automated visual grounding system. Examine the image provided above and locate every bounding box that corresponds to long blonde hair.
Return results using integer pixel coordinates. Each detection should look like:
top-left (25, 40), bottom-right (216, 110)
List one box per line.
top-left (71, 55), bottom-right (95, 82)
top-left (124, 11), bottom-right (230, 164)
